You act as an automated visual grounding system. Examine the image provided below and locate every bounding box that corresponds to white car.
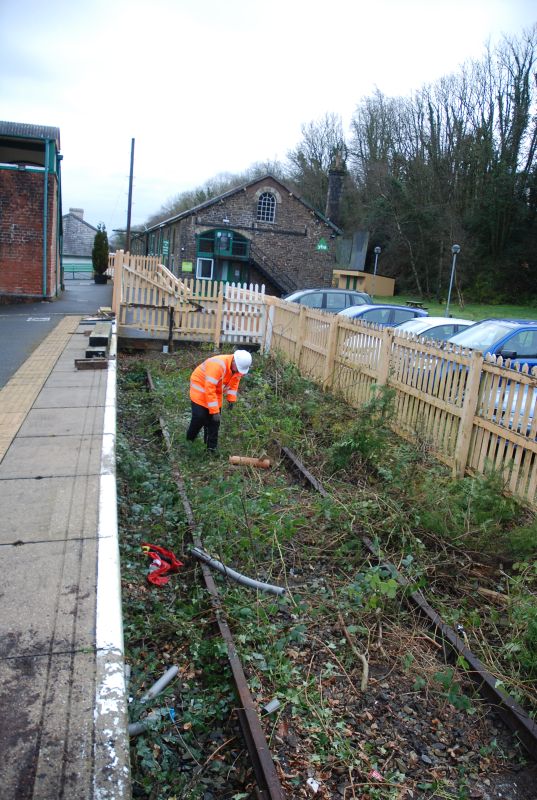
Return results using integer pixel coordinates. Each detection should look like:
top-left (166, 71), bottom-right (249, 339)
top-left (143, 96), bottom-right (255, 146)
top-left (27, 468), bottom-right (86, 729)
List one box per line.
top-left (395, 316), bottom-right (474, 342)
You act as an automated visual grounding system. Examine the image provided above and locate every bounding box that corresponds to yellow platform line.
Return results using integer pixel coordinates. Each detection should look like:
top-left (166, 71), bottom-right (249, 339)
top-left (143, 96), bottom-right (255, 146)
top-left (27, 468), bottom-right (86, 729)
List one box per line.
top-left (0, 316), bottom-right (82, 462)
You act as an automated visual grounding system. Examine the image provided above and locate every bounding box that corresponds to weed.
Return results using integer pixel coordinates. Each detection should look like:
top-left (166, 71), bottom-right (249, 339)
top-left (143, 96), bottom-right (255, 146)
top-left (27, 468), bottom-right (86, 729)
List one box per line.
top-left (346, 565), bottom-right (399, 611)
top-left (433, 668), bottom-right (474, 713)
top-left (328, 385), bottom-right (395, 472)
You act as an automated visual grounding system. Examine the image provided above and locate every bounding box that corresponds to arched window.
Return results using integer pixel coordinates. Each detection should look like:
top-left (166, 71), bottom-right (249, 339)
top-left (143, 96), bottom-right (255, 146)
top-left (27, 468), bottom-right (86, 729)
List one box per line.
top-left (257, 192), bottom-right (276, 223)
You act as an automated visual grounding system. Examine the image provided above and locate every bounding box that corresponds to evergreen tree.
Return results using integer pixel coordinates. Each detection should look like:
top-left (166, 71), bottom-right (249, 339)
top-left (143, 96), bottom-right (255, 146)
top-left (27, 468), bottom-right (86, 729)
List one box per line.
top-left (92, 223), bottom-right (109, 275)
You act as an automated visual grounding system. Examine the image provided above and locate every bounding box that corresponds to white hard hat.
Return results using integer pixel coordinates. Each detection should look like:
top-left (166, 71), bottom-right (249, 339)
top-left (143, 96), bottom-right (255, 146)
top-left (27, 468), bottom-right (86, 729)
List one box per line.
top-left (233, 349), bottom-right (252, 374)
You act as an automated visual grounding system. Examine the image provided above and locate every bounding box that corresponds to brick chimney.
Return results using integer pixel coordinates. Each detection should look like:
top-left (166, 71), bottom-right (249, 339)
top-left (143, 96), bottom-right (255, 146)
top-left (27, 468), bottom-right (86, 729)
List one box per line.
top-left (69, 208), bottom-right (84, 220)
top-left (325, 151), bottom-right (345, 228)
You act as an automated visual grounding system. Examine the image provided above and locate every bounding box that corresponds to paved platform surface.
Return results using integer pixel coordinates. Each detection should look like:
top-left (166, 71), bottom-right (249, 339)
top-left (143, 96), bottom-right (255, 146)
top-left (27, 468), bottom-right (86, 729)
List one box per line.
top-left (0, 279), bottom-right (114, 388)
top-left (0, 313), bottom-right (130, 799)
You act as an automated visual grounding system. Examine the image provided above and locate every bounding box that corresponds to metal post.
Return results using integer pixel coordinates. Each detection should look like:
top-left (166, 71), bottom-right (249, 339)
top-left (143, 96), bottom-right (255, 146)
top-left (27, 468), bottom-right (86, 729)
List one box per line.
top-left (167, 305), bottom-right (174, 354)
top-left (371, 246), bottom-right (381, 300)
top-left (445, 244), bottom-right (460, 317)
top-left (125, 138), bottom-right (135, 253)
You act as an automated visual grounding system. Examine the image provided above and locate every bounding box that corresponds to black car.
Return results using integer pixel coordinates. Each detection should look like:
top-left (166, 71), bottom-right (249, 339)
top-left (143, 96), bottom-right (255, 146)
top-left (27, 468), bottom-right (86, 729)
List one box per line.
top-left (284, 288), bottom-right (372, 314)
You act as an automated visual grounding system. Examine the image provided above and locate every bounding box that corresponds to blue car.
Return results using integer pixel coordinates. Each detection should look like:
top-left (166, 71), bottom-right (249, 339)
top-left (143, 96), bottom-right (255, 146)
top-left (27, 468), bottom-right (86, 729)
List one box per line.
top-left (448, 319), bottom-right (537, 369)
top-left (449, 319), bottom-right (537, 434)
top-left (338, 304), bottom-right (429, 326)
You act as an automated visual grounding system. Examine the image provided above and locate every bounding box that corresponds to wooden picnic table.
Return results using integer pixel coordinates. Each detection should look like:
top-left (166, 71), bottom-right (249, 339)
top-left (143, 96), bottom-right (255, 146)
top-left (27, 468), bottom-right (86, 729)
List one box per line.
top-left (406, 299), bottom-right (428, 310)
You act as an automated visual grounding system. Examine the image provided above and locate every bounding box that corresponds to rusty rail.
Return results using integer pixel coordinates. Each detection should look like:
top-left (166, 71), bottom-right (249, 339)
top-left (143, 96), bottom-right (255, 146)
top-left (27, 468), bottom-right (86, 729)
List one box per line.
top-left (146, 370), bottom-right (285, 799)
top-left (278, 444), bottom-right (537, 762)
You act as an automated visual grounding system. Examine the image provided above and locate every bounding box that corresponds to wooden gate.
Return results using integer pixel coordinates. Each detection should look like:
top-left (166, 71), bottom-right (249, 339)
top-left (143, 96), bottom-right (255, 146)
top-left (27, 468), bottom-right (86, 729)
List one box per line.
top-left (111, 251), bottom-right (265, 346)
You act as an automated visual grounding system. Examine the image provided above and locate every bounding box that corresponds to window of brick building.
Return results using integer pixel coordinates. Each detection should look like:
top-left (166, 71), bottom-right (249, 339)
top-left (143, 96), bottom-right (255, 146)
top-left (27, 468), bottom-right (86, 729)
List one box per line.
top-left (257, 192), bottom-right (276, 223)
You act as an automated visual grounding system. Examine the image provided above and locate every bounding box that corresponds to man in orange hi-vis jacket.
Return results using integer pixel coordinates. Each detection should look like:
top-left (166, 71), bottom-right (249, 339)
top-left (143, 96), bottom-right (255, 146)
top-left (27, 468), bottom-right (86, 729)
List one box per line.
top-left (186, 349), bottom-right (252, 452)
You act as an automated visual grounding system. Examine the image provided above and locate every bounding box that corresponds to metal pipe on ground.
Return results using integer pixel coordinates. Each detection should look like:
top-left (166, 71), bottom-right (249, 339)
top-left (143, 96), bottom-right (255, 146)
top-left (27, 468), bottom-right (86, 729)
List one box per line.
top-left (190, 547), bottom-right (285, 596)
top-left (140, 665), bottom-right (179, 704)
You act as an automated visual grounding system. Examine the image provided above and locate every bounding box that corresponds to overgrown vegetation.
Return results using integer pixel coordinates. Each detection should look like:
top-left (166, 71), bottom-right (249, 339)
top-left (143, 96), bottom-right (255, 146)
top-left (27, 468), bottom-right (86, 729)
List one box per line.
top-left (117, 347), bottom-right (536, 799)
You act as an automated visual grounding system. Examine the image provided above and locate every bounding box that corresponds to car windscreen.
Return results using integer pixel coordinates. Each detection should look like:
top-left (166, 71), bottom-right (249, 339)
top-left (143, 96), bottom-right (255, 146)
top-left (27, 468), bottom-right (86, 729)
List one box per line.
top-left (397, 319), bottom-right (431, 333)
top-left (299, 292), bottom-right (324, 307)
top-left (284, 292), bottom-right (302, 302)
top-left (349, 293), bottom-right (370, 306)
top-left (449, 321), bottom-right (513, 351)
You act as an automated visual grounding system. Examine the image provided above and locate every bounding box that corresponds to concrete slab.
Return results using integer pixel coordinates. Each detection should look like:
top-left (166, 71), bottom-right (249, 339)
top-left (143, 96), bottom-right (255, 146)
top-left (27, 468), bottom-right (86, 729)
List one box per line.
top-left (18, 406), bottom-right (105, 437)
top-left (0, 434), bottom-right (102, 479)
top-left (44, 369), bottom-right (106, 389)
top-left (33, 385), bottom-right (106, 409)
top-left (0, 651), bottom-right (96, 800)
top-left (53, 354), bottom-right (93, 371)
top-left (0, 475), bottom-right (99, 543)
top-left (0, 537), bottom-right (97, 657)
top-left (62, 339), bottom-right (92, 354)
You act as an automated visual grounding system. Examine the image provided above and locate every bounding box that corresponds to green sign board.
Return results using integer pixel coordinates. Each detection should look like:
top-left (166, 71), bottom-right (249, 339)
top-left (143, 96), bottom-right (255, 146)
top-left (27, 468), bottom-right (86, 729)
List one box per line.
top-left (182, 260), bottom-right (193, 273)
top-left (162, 240), bottom-right (170, 256)
top-left (316, 237), bottom-right (328, 252)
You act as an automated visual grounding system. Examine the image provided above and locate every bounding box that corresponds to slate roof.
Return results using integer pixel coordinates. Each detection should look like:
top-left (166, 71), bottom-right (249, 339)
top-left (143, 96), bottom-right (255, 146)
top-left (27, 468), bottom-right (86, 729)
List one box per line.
top-left (144, 174), bottom-right (342, 235)
top-left (62, 212), bottom-right (98, 258)
top-left (0, 121), bottom-right (61, 147)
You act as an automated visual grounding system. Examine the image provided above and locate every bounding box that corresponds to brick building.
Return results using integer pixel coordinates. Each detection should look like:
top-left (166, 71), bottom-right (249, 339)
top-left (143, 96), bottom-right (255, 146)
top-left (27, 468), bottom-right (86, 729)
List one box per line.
top-left (0, 121), bottom-right (62, 300)
top-left (130, 175), bottom-right (342, 295)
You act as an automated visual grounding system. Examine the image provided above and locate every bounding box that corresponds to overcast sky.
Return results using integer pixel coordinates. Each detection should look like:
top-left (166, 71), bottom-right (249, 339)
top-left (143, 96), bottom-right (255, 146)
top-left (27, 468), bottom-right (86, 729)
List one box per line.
top-left (1, 0), bottom-right (535, 235)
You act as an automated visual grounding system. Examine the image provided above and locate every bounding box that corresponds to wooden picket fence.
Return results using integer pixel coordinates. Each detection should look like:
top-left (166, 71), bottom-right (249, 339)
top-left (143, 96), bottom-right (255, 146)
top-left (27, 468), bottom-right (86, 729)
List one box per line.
top-left (111, 251), bottom-right (265, 346)
top-left (109, 252), bottom-right (537, 507)
top-left (263, 297), bottom-right (537, 508)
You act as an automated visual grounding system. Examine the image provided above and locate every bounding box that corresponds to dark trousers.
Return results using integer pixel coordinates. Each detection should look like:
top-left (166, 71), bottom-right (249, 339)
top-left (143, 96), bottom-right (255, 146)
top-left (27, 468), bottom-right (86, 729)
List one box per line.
top-left (186, 401), bottom-right (220, 451)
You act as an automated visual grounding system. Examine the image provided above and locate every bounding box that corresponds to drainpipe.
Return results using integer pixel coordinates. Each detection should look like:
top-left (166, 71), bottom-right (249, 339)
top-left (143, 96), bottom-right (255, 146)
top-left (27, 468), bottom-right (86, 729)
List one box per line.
top-left (42, 140), bottom-right (50, 298)
top-left (57, 153), bottom-right (64, 291)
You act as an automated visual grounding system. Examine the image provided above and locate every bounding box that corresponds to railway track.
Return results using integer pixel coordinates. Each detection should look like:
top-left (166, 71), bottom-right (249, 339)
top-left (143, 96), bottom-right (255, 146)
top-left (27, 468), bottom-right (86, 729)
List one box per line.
top-left (146, 369), bottom-right (285, 800)
top-left (279, 446), bottom-right (537, 763)
top-left (119, 358), bottom-right (536, 799)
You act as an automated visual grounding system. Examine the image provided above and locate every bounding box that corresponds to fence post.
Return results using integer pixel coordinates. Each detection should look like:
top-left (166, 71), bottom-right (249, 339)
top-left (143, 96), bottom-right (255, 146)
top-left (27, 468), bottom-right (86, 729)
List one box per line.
top-left (323, 315), bottom-right (339, 390)
top-left (167, 305), bottom-right (174, 353)
top-left (453, 350), bottom-right (483, 478)
top-left (111, 250), bottom-right (124, 318)
top-left (213, 282), bottom-right (224, 349)
top-left (295, 305), bottom-right (307, 366)
top-left (376, 327), bottom-right (393, 386)
top-left (261, 297), bottom-right (274, 354)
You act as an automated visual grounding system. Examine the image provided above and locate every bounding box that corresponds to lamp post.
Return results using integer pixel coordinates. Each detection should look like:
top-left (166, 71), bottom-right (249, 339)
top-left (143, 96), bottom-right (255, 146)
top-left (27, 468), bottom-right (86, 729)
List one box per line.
top-left (445, 244), bottom-right (460, 317)
top-left (372, 246), bottom-right (381, 300)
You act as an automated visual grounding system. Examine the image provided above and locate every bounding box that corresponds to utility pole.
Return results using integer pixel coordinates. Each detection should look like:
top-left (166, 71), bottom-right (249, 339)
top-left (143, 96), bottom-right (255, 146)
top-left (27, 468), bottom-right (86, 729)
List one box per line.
top-left (125, 138), bottom-right (135, 253)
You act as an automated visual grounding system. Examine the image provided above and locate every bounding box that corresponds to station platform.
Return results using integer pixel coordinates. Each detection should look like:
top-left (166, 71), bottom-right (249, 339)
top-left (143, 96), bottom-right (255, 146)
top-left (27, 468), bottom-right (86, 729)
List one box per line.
top-left (0, 315), bottom-right (130, 799)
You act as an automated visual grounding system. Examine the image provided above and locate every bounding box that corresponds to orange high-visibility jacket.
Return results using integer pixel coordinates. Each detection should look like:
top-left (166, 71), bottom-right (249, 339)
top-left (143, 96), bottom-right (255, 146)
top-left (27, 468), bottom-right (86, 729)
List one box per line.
top-left (189, 354), bottom-right (243, 414)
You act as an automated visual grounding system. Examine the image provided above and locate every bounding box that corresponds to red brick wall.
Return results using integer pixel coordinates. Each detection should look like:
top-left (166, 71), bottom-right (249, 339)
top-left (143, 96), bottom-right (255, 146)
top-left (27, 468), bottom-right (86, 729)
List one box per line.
top-left (0, 169), bottom-right (60, 299)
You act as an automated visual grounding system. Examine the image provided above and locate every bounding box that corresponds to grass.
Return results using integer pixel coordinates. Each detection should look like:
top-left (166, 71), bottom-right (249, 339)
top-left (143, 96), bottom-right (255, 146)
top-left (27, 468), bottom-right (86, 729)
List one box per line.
top-left (374, 295), bottom-right (537, 321)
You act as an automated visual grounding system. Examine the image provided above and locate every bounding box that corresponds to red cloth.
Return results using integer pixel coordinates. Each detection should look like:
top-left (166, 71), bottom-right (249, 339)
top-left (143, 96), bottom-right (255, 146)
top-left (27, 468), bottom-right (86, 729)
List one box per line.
top-left (142, 542), bottom-right (184, 586)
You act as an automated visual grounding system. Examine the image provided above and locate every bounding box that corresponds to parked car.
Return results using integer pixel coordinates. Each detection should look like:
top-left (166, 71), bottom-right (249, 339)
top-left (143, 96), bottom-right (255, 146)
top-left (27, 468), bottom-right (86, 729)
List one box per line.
top-left (283, 288), bottom-right (372, 314)
top-left (338, 304), bottom-right (429, 326)
top-left (394, 316), bottom-right (474, 342)
top-left (448, 319), bottom-right (537, 369)
top-left (448, 319), bottom-right (537, 435)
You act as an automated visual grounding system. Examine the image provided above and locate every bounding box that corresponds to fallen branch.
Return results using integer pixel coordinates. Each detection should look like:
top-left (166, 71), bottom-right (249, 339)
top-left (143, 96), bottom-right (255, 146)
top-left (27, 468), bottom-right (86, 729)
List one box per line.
top-left (477, 587), bottom-right (509, 605)
top-left (337, 611), bottom-right (369, 691)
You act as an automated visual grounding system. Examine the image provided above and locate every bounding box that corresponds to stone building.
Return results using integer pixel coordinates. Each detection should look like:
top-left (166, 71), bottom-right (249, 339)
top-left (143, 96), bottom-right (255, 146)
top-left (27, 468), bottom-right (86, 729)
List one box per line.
top-left (130, 175), bottom-right (342, 295)
top-left (0, 121), bottom-right (62, 300)
top-left (62, 208), bottom-right (98, 277)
